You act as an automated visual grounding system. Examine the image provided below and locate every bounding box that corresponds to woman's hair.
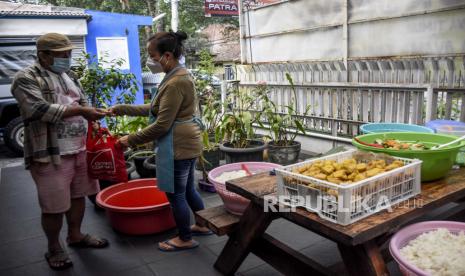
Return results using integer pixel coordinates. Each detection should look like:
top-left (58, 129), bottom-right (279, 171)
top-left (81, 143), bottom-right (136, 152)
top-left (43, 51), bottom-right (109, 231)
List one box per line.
top-left (147, 30), bottom-right (188, 58)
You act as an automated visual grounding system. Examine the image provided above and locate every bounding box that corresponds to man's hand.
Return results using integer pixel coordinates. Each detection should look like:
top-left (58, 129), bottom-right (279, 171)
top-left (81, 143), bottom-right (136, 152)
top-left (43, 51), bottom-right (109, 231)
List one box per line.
top-left (117, 135), bottom-right (130, 148)
top-left (80, 107), bottom-right (110, 121)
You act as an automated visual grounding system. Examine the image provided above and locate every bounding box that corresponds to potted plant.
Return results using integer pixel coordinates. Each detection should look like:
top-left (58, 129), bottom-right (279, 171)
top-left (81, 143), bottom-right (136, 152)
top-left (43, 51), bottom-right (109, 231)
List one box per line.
top-left (219, 86), bottom-right (266, 163)
top-left (75, 52), bottom-right (139, 160)
top-left (122, 116), bottom-right (156, 178)
top-left (196, 87), bottom-right (223, 171)
top-left (258, 74), bottom-right (310, 165)
top-left (74, 53), bottom-right (138, 206)
top-left (191, 50), bottom-right (222, 169)
top-left (129, 149), bottom-right (155, 178)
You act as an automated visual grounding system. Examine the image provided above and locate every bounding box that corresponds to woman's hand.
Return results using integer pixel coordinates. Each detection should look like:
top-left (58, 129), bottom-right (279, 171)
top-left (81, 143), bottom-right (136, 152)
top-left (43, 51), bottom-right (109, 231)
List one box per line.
top-left (106, 107), bottom-right (118, 117)
top-left (117, 135), bottom-right (130, 148)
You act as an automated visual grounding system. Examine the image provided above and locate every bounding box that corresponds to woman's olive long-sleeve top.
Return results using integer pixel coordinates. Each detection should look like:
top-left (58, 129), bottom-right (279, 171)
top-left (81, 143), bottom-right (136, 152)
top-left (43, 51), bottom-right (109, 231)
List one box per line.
top-left (113, 68), bottom-right (202, 160)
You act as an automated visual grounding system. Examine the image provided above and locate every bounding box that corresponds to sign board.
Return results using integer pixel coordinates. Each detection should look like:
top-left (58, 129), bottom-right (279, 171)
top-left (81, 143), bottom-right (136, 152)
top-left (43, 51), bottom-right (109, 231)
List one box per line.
top-left (96, 37), bottom-right (130, 70)
top-left (244, 0), bottom-right (281, 8)
top-left (205, 0), bottom-right (239, 17)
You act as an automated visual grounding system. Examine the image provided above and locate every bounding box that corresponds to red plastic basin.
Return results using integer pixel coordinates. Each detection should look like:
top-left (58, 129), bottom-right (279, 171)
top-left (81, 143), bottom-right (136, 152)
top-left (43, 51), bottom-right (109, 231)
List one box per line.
top-left (96, 179), bottom-right (176, 235)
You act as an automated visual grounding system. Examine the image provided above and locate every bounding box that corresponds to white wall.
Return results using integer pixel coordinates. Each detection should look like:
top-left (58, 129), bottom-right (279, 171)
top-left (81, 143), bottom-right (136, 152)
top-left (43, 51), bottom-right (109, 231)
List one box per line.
top-left (0, 18), bottom-right (88, 36)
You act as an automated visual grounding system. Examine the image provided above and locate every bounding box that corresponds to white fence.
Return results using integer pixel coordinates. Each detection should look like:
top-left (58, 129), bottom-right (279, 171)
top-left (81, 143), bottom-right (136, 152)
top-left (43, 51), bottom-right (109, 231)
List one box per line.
top-left (222, 80), bottom-right (465, 143)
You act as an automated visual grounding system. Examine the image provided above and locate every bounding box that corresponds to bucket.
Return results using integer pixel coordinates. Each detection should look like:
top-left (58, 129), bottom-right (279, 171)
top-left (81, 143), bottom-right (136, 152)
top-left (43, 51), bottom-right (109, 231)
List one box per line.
top-left (96, 179), bottom-right (176, 235)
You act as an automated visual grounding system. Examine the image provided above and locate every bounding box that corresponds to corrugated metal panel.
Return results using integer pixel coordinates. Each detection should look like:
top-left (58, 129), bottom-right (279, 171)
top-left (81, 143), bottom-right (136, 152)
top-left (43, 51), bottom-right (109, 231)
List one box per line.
top-left (244, 26), bottom-right (343, 63)
top-left (239, 0), bottom-right (465, 88)
top-left (69, 36), bottom-right (86, 66)
top-left (142, 72), bottom-right (164, 84)
top-left (0, 18), bottom-right (88, 36)
top-left (247, 0), bottom-right (344, 37)
top-left (349, 0), bottom-right (465, 22)
top-left (349, 9), bottom-right (465, 58)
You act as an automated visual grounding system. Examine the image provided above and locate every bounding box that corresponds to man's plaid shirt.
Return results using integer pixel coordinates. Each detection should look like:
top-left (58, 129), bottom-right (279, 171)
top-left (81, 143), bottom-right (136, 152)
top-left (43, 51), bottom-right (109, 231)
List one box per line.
top-left (11, 62), bottom-right (88, 169)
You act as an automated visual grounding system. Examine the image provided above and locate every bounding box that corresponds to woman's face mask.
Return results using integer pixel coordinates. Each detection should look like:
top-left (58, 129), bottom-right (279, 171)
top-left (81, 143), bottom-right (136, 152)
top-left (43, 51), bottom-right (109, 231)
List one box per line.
top-left (146, 58), bottom-right (163, 74)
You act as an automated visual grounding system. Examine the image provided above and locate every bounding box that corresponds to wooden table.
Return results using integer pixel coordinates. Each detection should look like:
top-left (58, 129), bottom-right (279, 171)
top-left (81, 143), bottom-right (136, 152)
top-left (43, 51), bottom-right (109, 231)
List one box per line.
top-left (212, 168), bottom-right (465, 276)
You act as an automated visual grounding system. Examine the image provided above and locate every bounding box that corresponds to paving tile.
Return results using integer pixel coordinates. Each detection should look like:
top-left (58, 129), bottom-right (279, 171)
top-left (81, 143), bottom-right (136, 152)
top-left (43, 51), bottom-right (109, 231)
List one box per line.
top-left (203, 195), bottom-right (224, 208)
top-left (124, 229), bottom-right (184, 264)
top-left (0, 166), bottom-right (35, 197)
top-left (80, 206), bottom-right (111, 228)
top-left (0, 236), bottom-right (49, 270)
top-left (68, 238), bottom-right (144, 275)
top-left (0, 260), bottom-right (75, 276)
top-left (206, 240), bottom-right (264, 272)
top-left (191, 232), bottom-right (228, 247)
top-left (148, 247), bottom-right (221, 276)
top-left (117, 265), bottom-right (157, 276)
top-left (0, 190), bottom-right (41, 222)
top-left (0, 216), bottom-right (43, 245)
top-left (300, 239), bottom-right (342, 267)
top-left (240, 263), bottom-right (282, 276)
top-left (266, 218), bottom-right (324, 250)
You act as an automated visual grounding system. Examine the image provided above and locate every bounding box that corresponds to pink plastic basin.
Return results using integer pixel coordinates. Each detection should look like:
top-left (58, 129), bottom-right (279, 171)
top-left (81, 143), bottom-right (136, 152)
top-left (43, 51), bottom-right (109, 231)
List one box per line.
top-left (389, 221), bottom-right (465, 276)
top-left (208, 162), bottom-right (281, 215)
top-left (96, 179), bottom-right (176, 235)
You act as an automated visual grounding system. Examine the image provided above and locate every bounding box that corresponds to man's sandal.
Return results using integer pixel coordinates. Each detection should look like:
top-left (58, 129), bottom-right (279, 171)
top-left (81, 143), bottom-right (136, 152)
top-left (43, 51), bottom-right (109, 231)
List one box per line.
top-left (67, 234), bottom-right (109, 249)
top-left (45, 249), bottom-right (73, 271)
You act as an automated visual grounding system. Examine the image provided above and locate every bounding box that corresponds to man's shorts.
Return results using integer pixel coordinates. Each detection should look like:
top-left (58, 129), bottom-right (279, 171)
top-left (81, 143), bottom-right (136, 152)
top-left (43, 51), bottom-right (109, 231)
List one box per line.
top-left (30, 151), bottom-right (99, 214)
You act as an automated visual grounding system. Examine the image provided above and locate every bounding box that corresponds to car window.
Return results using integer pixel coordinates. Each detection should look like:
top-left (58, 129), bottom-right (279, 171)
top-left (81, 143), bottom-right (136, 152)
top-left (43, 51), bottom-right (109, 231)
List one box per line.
top-left (0, 43), bottom-right (36, 84)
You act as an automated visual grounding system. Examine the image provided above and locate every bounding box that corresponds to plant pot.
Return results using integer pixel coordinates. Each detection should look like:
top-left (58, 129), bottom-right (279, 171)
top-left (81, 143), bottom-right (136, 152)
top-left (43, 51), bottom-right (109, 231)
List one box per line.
top-left (219, 140), bottom-right (267, 164)
top-left (267, 141), bottom-right (301, 165)
top-left (196, 148), bottom-right (221, 171)
top-left (126, 161), bottom-right (136, 180)
top-left (142, 155), bottom-right (157, 178)
top-left (123, 148), bottom-right (133, 161)
top-left (253, 134), bottom-right (266, 142)
top-left (132, 151), bottom-right (154, 178)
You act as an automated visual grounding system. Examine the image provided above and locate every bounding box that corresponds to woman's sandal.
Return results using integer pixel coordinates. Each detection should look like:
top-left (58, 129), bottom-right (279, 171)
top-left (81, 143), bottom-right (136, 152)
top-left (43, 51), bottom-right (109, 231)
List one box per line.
top-left (158, 240), bottom-right (199, 252)
top-left (45, 249), bottom-right (73, 271)
top-left (67, 234), bottom-right (109, 249)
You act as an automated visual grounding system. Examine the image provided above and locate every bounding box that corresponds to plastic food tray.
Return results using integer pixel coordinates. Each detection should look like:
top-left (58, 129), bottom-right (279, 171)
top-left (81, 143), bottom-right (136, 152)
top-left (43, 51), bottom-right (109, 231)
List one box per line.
top-left (275, 150), bottom-right (422, 225)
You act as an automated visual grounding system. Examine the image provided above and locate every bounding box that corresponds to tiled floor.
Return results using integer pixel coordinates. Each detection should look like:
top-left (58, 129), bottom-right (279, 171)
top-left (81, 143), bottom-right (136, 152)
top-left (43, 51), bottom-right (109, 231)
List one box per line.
top-left (0, 151), bottom-right (403, 276)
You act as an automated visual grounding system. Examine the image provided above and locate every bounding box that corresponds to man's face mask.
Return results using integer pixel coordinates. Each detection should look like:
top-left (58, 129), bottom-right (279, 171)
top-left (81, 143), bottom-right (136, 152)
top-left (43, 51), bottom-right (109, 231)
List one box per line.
top-left (50, 57), bottom-right (71, 73)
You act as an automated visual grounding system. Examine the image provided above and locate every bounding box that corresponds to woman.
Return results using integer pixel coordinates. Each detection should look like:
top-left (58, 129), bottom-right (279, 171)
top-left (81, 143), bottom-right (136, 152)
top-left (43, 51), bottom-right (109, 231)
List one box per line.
top-left (110, 31), bottom-right (211, 251)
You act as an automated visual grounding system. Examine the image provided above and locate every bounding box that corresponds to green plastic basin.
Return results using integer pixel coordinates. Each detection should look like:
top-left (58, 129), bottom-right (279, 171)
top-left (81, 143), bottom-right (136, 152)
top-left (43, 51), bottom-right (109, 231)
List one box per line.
top-left (352, 132), bottom-right (465, 182)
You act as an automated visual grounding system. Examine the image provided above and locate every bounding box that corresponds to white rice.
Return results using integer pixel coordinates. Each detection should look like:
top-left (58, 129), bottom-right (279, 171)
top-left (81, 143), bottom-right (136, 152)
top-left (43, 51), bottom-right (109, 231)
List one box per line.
top-left (215, 170), bottom-right (248, 184)
top-left (399, 228), bottom-right (465, 276)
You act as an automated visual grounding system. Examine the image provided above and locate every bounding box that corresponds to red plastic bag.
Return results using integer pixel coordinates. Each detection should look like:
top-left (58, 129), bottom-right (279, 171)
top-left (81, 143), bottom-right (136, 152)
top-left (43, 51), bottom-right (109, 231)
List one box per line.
top-left (86, 122), bottom-right (128, 183)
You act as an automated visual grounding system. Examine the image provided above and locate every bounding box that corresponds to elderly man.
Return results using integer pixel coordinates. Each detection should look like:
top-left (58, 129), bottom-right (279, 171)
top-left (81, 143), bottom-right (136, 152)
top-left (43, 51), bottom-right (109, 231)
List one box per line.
top-left (11, 33), bottom-right (109, 270)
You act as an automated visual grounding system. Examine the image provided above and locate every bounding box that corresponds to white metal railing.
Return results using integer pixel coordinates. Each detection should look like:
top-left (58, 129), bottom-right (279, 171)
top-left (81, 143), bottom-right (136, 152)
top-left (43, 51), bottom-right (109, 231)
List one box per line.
top-left (220, 80), bottom-right (465, 142)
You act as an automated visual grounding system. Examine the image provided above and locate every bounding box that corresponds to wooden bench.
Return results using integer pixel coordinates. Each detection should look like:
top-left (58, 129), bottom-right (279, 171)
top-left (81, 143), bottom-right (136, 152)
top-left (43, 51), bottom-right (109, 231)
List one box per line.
top-left (195, 205), bottom-right (240, 236)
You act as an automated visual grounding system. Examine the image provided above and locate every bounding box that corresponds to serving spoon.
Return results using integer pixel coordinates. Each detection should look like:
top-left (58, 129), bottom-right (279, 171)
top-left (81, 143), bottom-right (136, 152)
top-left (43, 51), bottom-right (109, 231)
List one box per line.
top-left (431, 134), bottom-right (465, 150)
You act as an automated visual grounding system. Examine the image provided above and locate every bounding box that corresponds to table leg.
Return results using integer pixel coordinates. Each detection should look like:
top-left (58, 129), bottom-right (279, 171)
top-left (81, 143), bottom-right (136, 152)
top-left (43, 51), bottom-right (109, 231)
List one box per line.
top-left (338, 240), bottom-right (389, 276)
top-left (214, 202), bottom-right (275, 275)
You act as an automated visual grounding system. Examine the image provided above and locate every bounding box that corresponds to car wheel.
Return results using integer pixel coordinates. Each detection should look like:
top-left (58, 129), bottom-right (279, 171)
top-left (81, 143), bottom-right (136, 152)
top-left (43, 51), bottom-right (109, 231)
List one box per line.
top-left (4, 117), bottom-right (24, 156)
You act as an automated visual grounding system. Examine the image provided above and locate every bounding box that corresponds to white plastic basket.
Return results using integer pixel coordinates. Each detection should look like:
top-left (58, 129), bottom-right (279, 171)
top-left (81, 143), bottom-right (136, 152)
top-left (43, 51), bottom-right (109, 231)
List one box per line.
top-left (275, 150), bottom-right (422, 225)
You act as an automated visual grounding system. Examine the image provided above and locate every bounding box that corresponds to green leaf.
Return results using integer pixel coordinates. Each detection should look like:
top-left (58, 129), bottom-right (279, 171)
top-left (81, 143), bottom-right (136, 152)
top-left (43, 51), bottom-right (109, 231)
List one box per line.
top-left (286, 73), bottom-right (294, 86)
top-left (295, 120), bottom-right (306, 134)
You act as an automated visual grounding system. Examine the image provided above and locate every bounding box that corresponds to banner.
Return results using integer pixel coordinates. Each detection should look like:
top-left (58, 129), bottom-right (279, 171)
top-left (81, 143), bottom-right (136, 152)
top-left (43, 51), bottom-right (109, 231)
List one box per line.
top-left (205, 0), bottom-right (239, 17)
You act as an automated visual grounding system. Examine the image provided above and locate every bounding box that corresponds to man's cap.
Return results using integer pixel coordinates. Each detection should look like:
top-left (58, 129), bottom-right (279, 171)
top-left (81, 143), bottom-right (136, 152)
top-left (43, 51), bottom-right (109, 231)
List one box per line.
top-left (36, 33), bottom-right (74, 52)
